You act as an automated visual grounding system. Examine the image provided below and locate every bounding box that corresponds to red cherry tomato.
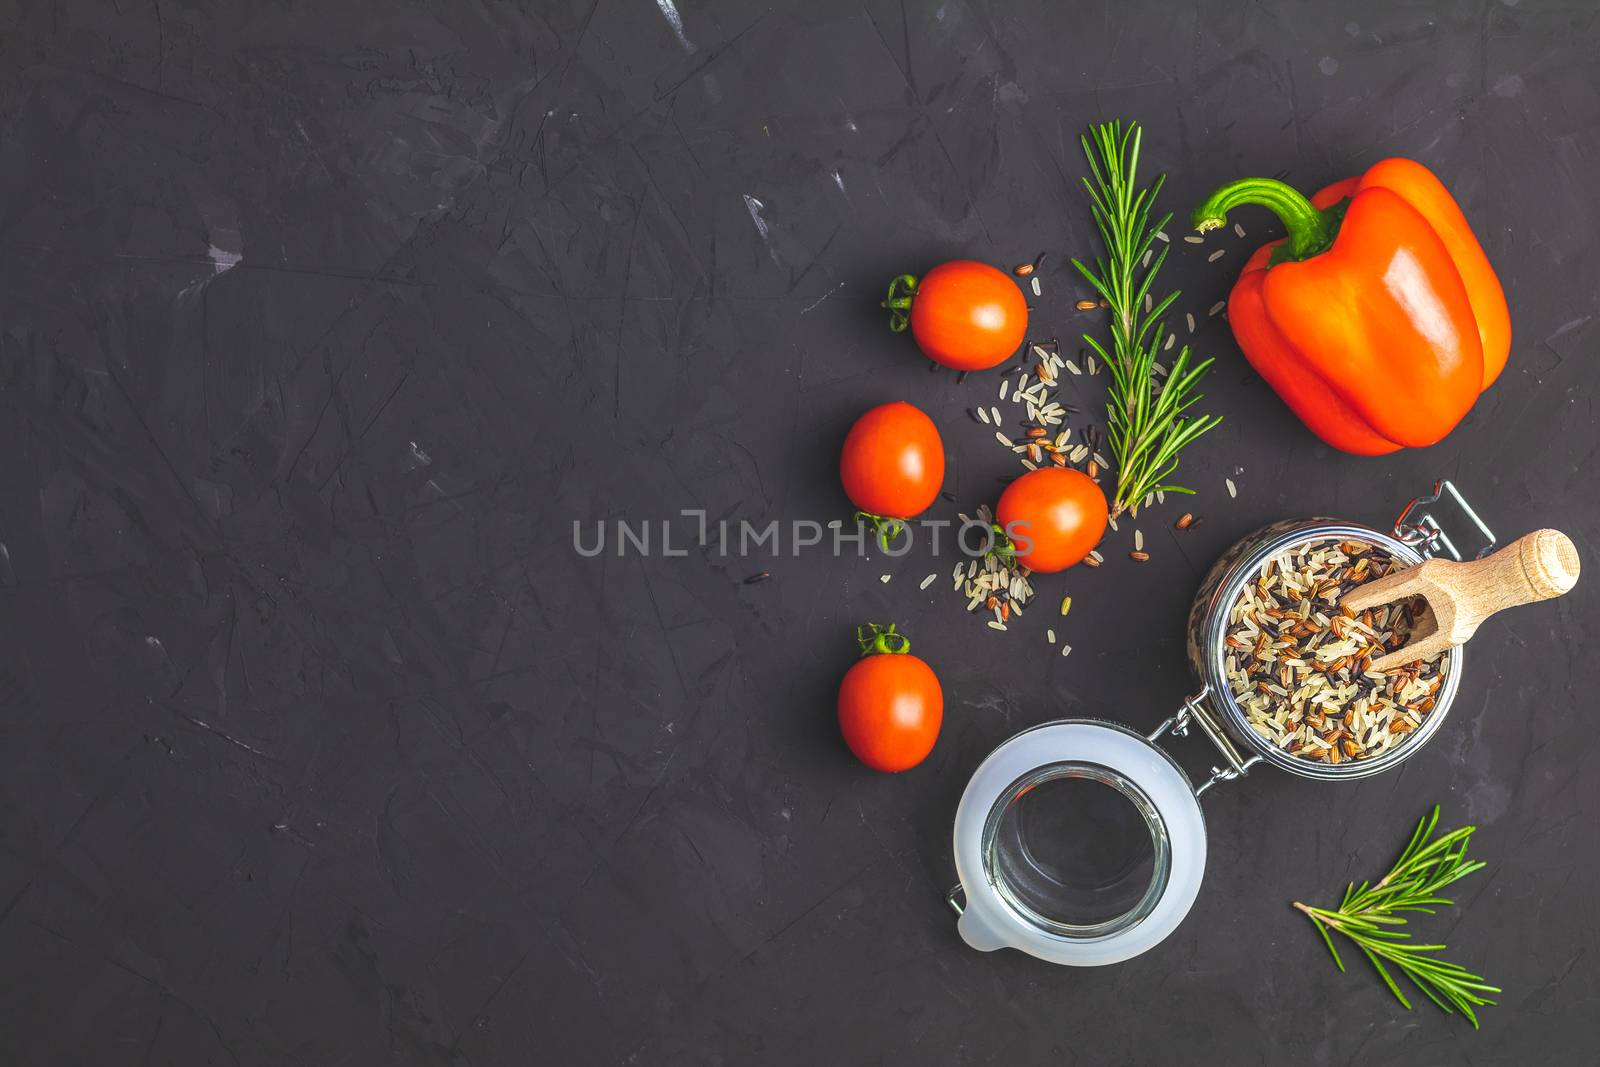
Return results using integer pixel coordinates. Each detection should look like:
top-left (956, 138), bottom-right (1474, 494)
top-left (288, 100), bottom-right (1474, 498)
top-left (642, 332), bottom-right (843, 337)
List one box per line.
top-left (839, 401), bottom-right (945, 519)
top-left (838, 624), bottom-right (942, 773)
top-left (884, 261), bottom-right (1028, 370)
top-left (995, 468), bottom-right (1109, 573)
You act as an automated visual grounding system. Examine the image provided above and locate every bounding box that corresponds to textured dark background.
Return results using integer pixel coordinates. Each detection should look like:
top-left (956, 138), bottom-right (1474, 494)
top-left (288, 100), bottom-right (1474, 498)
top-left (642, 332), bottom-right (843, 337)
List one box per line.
top-left (0, 0), bottom-right (1595, 1063)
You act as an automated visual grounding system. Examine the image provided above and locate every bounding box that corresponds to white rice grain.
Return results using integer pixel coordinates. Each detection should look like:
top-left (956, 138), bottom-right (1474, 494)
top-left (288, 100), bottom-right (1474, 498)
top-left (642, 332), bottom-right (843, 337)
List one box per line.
top-left (1226, 477), bottom-right (1238, 498)
top-left (1207, 249), bottom-right (1225, 263)
top-left (920, 573), bottom-right (937, 590)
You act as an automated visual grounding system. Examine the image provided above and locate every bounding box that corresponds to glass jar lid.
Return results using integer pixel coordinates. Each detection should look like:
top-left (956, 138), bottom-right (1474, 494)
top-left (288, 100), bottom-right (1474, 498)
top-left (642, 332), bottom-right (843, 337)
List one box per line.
top-left (950, 720), bottom-right (1206, 966)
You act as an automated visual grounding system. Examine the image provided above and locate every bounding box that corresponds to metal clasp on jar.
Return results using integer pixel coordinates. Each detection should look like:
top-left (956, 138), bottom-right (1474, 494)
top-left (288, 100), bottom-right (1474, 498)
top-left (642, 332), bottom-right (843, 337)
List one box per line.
top-left (1392, 480), bottom-right (1497, 561)
top-left (1146, 687), bottom-right (1264, 797)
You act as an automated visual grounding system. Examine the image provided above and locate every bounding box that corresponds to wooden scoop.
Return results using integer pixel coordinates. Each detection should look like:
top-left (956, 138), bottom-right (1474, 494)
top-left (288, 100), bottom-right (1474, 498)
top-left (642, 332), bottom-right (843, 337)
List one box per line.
top-left (1341, 529), bottom-right (1581, 671)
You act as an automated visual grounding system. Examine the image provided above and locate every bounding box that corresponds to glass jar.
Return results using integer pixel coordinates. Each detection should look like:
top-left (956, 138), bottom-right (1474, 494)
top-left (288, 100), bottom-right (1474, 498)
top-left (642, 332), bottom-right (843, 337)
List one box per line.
top-left (948, 481), bottom-right (1495, 966)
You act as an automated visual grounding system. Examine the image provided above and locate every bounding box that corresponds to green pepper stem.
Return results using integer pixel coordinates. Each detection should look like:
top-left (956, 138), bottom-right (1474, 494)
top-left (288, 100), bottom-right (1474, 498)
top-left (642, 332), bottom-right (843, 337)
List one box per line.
top-left (1191, 178), bottom-right (1334, 261)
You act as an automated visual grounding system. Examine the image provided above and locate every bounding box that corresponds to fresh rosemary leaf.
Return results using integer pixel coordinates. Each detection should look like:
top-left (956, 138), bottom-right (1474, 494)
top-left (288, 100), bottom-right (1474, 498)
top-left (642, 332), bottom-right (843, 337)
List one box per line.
top-left (1072, 120), bottom-right (1220, 518)
top-left (1292, 805), bottom-right (1500, 1028)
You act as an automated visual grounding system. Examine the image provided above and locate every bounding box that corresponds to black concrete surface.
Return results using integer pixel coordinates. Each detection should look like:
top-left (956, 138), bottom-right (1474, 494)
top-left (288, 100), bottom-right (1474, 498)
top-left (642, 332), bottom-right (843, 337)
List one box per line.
top-left (0, 1), bottom-right (1595, 1063)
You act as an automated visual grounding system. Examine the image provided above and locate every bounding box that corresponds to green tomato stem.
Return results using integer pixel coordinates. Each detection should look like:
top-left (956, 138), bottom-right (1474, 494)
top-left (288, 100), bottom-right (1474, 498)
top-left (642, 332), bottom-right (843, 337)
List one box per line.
top-left (881, 274), bottom-right (918, 333)
top-left (856, 622), bottom-right (910, 657)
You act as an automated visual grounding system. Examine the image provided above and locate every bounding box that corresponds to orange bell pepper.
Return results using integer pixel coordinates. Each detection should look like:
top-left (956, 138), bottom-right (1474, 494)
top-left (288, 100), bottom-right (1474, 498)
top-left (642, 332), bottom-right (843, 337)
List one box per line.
top-left (1192, 160), bottom-right (1509, 455)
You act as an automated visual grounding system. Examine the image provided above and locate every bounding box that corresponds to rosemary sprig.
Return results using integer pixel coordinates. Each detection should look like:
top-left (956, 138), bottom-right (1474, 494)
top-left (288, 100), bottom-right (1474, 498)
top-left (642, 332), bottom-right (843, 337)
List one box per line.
top-left (1072, 120), bottom-right (1221, 518)
top-left (1293, 805), bottom-right (1501, 1028)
